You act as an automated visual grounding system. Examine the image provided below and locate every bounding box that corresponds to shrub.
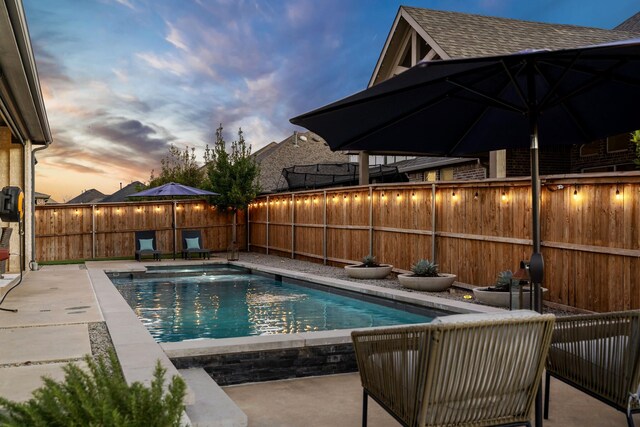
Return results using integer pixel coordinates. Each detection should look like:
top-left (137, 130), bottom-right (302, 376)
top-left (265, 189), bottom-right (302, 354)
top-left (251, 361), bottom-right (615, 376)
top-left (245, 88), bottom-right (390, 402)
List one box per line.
top-left (361, 255), bottom-right (380, 267)
top-left (411, 259), bottom-right (439, 277)
top-left (0, 351), bottom-right (186, 427)
top-left (494, 270), bottom-right (519, 291)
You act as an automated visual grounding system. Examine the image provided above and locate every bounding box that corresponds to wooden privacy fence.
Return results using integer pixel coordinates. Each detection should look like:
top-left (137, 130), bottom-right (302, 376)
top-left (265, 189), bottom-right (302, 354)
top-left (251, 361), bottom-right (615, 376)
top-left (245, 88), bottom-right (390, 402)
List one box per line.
top-left (35, 199), bottom-right (245, 261)
top-left (248, 172), bottom-right (640, 313)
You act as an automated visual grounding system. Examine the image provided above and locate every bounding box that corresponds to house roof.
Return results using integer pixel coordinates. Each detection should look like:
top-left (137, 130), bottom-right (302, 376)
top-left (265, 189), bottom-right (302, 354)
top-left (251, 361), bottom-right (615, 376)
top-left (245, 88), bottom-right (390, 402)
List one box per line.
top-left (615, 11), bottom-right (640, 33)
top-left (404, 6), bottom-right (639, 57)
top-left (100, 181), bottom-right (144, 203)
top-left (371, 6), bottom-right (640, 86)
top-left (254, 131), bottom-right (348, 193)
top-left (390, 156), bottom-right (476, 174)
top-left (0, 0), bottom-right (51, 145)
top-left (66, 189), bottom-right (106, 204)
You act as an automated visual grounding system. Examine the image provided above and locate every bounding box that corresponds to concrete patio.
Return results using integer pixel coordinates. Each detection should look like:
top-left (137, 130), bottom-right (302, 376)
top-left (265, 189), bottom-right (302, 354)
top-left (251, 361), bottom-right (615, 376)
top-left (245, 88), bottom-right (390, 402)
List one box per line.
top-left (0, 260), bottom-right (636, 426)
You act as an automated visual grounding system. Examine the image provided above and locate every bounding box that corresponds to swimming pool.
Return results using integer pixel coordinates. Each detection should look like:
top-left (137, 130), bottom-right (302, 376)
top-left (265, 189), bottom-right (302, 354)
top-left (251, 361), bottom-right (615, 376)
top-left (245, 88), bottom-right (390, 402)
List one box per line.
top-left (108, 265), bottom-right (436, 343)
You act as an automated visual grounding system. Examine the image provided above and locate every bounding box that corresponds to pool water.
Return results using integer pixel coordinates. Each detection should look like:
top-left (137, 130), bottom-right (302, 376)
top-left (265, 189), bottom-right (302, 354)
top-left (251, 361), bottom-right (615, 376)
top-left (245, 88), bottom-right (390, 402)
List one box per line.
top-left (109, 266), bottom-right (433, 342)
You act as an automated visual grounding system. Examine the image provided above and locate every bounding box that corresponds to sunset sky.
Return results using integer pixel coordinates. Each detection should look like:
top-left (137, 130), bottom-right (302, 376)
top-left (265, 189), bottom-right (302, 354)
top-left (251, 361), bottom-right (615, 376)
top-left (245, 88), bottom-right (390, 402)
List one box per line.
top-left (23, 0), bottom-right (638, 202)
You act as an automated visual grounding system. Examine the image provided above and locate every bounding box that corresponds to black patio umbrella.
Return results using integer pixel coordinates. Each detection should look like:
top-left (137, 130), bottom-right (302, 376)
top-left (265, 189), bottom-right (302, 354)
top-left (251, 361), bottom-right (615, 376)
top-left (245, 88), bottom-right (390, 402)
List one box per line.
top-left (291, 37), bottom-right (640, 314)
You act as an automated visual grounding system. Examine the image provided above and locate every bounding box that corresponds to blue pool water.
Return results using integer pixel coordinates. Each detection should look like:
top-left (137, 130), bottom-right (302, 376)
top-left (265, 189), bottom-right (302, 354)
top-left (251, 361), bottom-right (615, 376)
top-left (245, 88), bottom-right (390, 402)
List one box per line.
top-left (109, 265), bottom-right (433, 342)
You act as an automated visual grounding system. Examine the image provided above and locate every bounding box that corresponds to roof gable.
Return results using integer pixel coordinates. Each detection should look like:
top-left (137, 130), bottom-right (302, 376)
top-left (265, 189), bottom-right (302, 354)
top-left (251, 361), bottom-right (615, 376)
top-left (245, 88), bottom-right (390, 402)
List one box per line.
top-left (370, 6), bottom-right (639, 86)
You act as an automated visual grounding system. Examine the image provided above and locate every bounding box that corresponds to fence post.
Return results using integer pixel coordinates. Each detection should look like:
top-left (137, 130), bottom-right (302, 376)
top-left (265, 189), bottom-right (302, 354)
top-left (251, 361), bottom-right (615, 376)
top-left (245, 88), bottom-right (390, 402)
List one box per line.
top-left (431, 183), bottom-right (437, 263)
top-left (91, 204), bottom-right (96, 259)
top-left (291, 193), bottom-right (295, 259)
top-left (172, 201), bottom-right (177, 260)
top-left (369, 186), bottom-right (373, 256)
top-left (266, 195), bottom-right (270, 255)
top-left (323, 190), bottom-right (327, 265)
top-left (247, 202), bottom-right (251, 252)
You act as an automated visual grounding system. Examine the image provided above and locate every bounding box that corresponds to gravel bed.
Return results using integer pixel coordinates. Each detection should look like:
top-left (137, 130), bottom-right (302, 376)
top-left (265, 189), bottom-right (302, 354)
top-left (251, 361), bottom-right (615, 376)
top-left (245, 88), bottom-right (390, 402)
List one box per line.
top-left (89, 321), bottom-right (115, 361)
top-left (236, 252), bottom-right (574, 316)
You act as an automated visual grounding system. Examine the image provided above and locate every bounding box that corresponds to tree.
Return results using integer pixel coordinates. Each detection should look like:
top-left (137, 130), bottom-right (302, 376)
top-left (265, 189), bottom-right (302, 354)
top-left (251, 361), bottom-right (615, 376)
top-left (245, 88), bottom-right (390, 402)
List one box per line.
top-left (204, 124), bottom-right (260, 242)
top-left (148, 145), bottom-right (205, 188)
top-left (631, 130), bottom-right (640, 168)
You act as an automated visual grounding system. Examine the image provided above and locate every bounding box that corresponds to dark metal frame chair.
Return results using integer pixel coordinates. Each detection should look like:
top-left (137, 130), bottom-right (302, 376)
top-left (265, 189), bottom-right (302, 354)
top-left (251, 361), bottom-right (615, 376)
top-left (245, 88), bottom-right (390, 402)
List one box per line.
top-left (545, 310), bottom-right (640, 427)
top-left (181, 229), bottom-right (211, 260)
top-left (134, 230), bottom-right (162, 261)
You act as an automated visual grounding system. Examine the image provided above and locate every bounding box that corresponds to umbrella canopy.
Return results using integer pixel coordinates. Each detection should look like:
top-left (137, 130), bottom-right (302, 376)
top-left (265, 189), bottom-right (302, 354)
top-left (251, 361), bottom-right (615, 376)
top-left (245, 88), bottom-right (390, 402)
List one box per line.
top-left (291, 37), bottom-right (640, 313)
top-left (291, 38), bottom-right (640, 156)
top-left (127, 182), bottom-right (219, 198)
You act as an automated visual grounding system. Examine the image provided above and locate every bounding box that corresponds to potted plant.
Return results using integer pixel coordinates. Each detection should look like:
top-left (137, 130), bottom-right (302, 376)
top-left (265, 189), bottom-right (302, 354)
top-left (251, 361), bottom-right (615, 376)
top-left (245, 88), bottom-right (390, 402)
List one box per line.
top-left (398, 259), bottom-right (456, 291)
top-left (344, 255), bottom-right (393, 279)
top-left (473, 270), bottom-right (547, 308)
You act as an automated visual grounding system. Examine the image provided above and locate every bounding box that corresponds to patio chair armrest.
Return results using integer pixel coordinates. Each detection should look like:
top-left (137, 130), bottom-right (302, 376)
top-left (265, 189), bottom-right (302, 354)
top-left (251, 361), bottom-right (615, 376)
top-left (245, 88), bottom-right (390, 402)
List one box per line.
top-left (351, 325), bottom-right (433, 426)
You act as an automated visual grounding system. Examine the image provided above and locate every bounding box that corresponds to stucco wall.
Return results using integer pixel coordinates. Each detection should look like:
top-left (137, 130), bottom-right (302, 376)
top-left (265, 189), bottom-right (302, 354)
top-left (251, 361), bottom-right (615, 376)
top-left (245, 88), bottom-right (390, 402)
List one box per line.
top-left (0, 126), bottom-right (25, 272)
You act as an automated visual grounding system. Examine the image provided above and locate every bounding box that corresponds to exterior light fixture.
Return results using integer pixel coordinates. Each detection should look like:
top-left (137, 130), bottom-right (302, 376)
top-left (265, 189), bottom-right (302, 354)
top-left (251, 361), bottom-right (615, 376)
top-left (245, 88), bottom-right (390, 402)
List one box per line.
top-left (452, 191), bottom-right (456, 199)
top-left (381, 193), bottom-right (385, 199)
top-left (411, 192), bottom-right (416, 200)
top-left (616, 187), bottom-right (621, 200)
top-left (501, 190), bottom-right (507, 202)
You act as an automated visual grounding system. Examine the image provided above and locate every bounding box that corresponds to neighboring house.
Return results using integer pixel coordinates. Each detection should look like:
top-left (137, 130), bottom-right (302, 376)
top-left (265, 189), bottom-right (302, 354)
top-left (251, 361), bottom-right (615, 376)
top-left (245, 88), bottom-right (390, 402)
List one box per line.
top-left (66, 181), bottom-right (144, 204)
top-left (359, 6), bottom-right (640, 181)
top-left (66, 189), bottom-right (106, 204)
top-left (392, 157), bottom-right (485, 182)
top-left (0, 0), bottom-right (52, 272)
top-left (34, 191), bottom-right (56, 205)
top-left (254, 131), bottom-right (348, 193)
top-left (100, 181), bottom-right (144, 203)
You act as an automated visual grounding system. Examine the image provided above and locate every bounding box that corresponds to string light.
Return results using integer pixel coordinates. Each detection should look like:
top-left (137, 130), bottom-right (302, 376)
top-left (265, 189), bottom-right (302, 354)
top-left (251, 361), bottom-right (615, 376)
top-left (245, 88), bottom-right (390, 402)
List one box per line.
top-left (501, 190), bottom-right (507, 202)
top-left (451, 191), bottom-right (456, 199)
top-left (411, 192), bottom-right (416, 200)
top-left (474, 191), bottom-right (479, 200)
top-left (615, 187), bottom-right (621, 200)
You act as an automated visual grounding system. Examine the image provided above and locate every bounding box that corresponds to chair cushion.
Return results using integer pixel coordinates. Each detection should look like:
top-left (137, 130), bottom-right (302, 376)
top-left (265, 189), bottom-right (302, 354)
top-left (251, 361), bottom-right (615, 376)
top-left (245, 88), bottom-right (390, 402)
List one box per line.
top-left (185, 237), bottom-right (200, 249)
top-left (138, 238), bottom-right (154, 251)
top-left (431, 309), bottom-right (540, 324)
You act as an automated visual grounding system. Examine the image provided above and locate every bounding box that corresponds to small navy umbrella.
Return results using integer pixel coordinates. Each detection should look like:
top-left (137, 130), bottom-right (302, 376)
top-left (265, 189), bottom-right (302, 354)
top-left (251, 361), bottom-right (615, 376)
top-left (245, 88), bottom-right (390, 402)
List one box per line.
top-left (127, 182), bottom-right (219, 198)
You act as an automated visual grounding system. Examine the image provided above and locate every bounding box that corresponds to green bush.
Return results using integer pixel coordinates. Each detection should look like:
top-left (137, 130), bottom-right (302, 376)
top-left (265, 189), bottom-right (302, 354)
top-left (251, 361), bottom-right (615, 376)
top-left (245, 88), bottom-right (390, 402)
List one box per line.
top-left (361, 255), bottom-right (380, 267)
top-left (411, 259), bottom-right (439, 277)
top-left (0, 351), bottom-right (186, 427)
top-left (494, 270), bottom-right (519, 291)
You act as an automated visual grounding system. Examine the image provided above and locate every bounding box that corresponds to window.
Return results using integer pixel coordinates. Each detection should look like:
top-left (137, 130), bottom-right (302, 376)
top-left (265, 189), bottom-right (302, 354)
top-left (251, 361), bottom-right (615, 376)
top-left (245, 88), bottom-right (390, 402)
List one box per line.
top-left (607, 134), bottom-right (630, 153)
top-left (441, 168), bottom-right (454, 181)
top-left (580, 141), bottom-right (600, 157)
top-left (425, 171), bottom-right (437, 182)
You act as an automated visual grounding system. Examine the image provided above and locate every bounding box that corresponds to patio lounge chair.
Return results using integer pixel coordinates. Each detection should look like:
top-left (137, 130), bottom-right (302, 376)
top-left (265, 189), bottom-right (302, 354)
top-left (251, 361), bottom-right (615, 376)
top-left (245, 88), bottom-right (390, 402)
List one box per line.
top-left (134, 230), bottom-right (162, 261)
top-left (351, 310), bottom-right (555, 427)
top-left (545, 310), bottom-right (640, 427)
top-left (181, 230), bottom-right (211, 260)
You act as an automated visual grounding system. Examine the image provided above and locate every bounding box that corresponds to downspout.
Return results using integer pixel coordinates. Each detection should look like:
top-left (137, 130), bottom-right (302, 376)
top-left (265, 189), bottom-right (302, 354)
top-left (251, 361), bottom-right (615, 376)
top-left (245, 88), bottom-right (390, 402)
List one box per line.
top-left (30, 140), bottom-right (50, 268)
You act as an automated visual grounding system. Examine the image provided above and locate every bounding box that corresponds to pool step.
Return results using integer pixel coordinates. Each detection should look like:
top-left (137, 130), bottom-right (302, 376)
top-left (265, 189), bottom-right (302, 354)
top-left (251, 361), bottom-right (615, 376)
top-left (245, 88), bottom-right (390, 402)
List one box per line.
top-left (180, 368), bottom-right (248, 427)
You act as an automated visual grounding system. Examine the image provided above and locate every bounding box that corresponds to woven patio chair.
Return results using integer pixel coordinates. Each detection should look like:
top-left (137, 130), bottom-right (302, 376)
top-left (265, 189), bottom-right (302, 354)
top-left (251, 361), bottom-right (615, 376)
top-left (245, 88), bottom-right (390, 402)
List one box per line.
top-left (181, 229), bottom-right (211, 260)
top-left (134, 230), bottom-right (162, 261)
top-left (545, 310), bottom-right (640, 427)
top-left (352, 311), bottom-right (555, 427)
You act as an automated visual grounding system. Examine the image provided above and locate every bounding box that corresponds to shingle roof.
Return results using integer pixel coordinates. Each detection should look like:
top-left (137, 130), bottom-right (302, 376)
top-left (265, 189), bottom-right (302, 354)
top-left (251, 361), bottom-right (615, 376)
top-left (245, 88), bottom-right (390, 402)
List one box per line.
top-left (390, 156), bottom-right (475, 173)
top-left (614, 12), bottom-right (640, 33)
top-left (402, 6), bottom-right (639, 59)
top-left (66, 189), bottom-right (105, 204)
top-left (100, 181), bottom-right (144, 203)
